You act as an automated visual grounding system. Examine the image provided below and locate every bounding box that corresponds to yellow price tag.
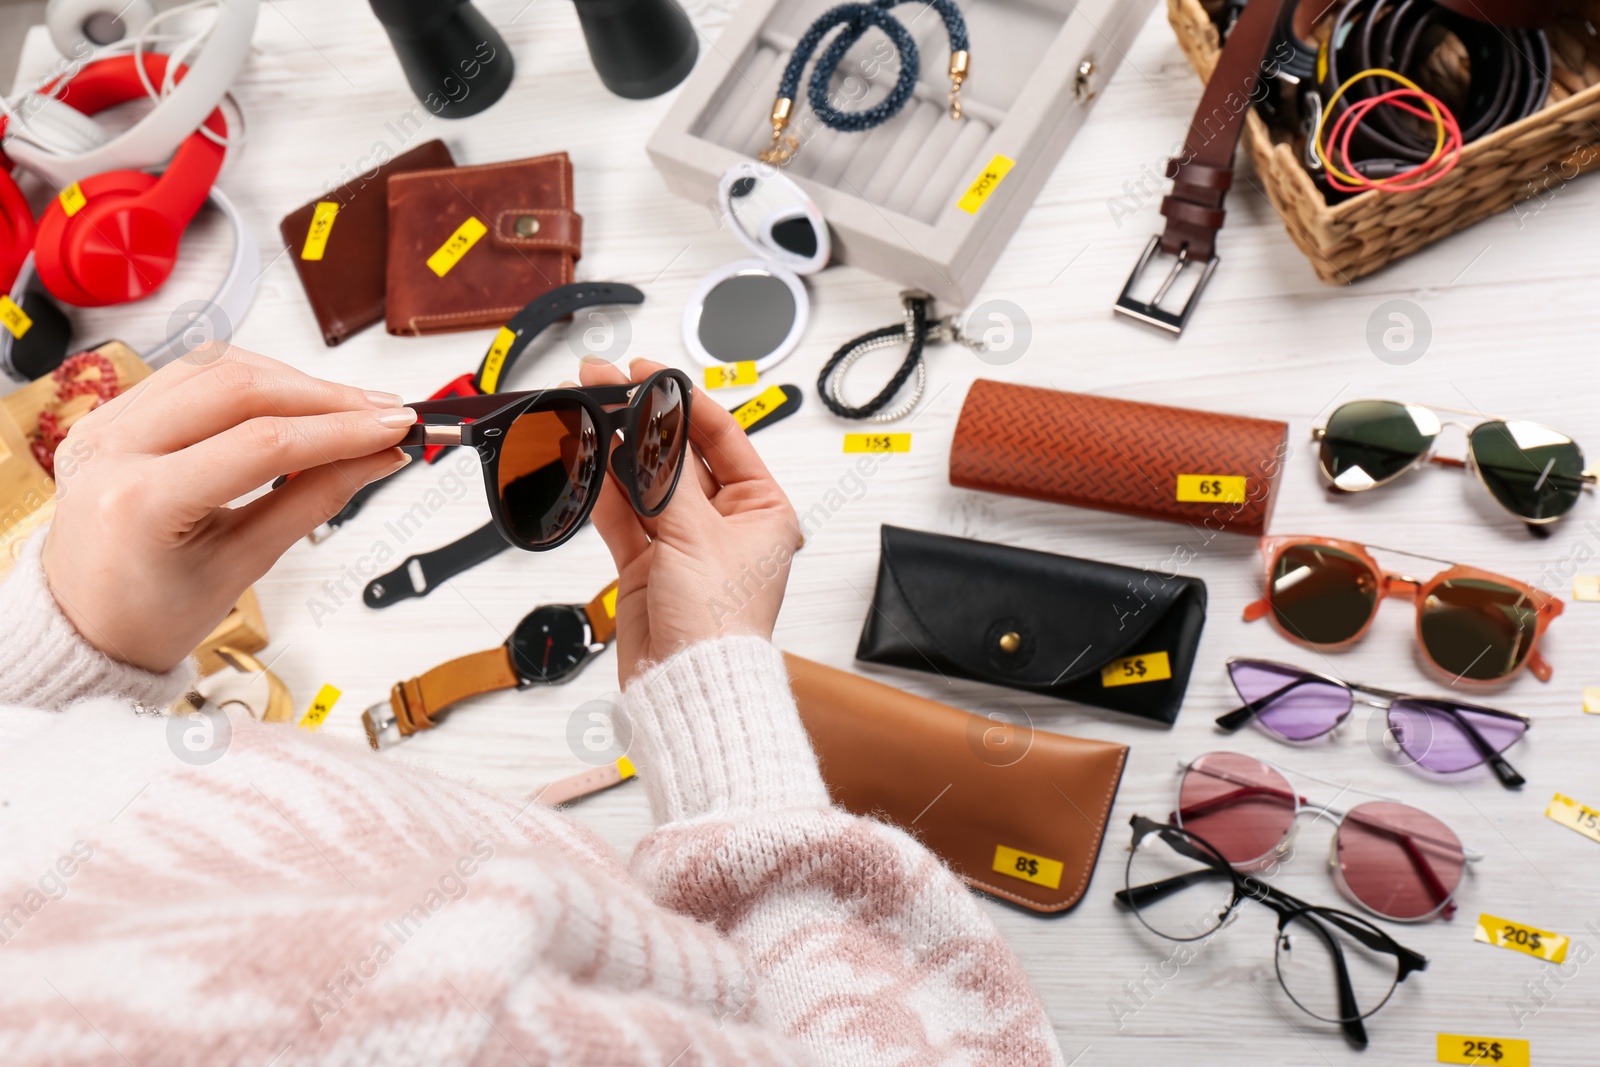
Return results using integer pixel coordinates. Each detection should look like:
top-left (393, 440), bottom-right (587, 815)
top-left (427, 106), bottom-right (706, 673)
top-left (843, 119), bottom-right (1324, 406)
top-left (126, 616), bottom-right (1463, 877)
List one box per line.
top-left (1476, 913), bottom-right (1568, 964)
top-left (1545, 792), bottom-right (1600, 844)
top-left (957, 154), bottom-right (1015, 214)
top-left (1436, 1034), bottom-right (1530, 1067)
top-left (1101, 652), bottom-right (1172, 688)
top-left (301, 201), bottom-right (340, 261)
top-left (297, 683), bottom-right (342, 732)
top-left (843, 433), bottom-right (910, 453)
top-left (703, 361), bottom-right (757, 390)
top-left (1175, 473), bottom-right (1248, 505)
top-left (732, 385), bottom-right (788, 431)
top-left (426, 216), bottom-right (488, 277)
top-left (478, 326), bottom-right (517, 393)
top-left (602, 585), bottom-right (618, 619)
top-left (616, 755), bottom-right (636, 780)
top-left (1583, 687), bottom-right (1600, 715)
top-left (992, 844), bottom-right (1063, 889)
top-left (0, 295), bottom-right (32, 339)
top-left (58, 181), bottom-right (87, 217)
top-left (1573, 575), bottom-right (1600, 601)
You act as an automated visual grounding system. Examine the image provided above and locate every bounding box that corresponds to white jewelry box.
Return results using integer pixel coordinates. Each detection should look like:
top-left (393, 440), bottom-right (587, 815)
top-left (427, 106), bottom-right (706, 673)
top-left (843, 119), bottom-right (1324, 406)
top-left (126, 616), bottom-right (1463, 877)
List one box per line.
top-left (647, 0), bottom-right (1157, 306)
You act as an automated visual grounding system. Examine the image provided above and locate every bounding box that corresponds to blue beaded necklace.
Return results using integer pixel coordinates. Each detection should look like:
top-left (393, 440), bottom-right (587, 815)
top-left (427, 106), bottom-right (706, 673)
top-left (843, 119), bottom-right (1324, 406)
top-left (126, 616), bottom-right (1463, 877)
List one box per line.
top-left (759, 0), bottom-right (970, 165)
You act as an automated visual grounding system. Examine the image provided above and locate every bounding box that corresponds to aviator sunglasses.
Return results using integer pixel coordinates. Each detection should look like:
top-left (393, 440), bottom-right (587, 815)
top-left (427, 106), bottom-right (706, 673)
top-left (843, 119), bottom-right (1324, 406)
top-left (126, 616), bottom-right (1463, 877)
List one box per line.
top-left (1245, 536), bottom-right (1562, 685)
top-left (1217, 658), bottom-right (1532, 789)
top-left (399, 369), bottom-right (693, 551)
top-left (1315, 400), bottom-right (1595, 524)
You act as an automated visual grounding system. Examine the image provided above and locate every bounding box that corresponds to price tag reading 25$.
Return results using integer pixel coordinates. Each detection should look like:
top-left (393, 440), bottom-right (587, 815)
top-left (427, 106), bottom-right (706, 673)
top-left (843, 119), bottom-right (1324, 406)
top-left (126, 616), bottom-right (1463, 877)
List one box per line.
top-left (1436, 1034), bottom-right (1529, 1067)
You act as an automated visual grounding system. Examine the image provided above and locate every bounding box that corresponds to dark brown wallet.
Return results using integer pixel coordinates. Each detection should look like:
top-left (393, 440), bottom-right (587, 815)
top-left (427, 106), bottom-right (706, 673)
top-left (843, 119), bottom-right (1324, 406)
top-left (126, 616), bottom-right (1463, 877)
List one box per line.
top-left (787, 654), bottom-right (1129, 914)
top-left (385, 152), bottom-right (583, 336)
top-left (950, 379), bottom-right (1290, 537)
top-left (278, 139), bottom-right (454, 346)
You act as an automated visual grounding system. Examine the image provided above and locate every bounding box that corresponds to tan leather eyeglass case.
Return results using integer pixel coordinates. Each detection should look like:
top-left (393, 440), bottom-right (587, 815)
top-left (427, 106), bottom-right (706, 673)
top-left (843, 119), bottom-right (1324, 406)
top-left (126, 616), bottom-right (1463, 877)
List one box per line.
top-left (786, 654), bottom-right (1129, 914)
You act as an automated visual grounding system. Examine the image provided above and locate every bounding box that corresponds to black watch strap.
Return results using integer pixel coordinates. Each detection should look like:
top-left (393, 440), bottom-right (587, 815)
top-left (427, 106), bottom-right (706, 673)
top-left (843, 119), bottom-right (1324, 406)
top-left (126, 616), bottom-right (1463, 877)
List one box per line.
top-left (363, 522), bottom-right (510, 609)
top-left (474, 281), bottom-right (645, 392)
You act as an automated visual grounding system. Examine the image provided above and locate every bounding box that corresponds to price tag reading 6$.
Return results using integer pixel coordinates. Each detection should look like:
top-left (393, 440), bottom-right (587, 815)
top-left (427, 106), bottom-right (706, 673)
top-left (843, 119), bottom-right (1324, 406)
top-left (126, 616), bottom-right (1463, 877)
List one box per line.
top-left (1475, 913), bottom-right (1568, 963)
top-left (1101, 651), bottom-right (1172, 688)
top-left (1176, 473), bottom-right (1248, 505)
top-left (992, 845), bottom-right (1063, 889)
top-left (1436, 1034), bottom-right (1529, 1067)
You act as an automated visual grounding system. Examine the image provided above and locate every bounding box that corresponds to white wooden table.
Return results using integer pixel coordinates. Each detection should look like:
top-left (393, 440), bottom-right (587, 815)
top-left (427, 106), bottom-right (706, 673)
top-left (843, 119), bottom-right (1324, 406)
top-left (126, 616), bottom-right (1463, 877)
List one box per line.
top-left (17, 3), bottom-right (1600, 1063)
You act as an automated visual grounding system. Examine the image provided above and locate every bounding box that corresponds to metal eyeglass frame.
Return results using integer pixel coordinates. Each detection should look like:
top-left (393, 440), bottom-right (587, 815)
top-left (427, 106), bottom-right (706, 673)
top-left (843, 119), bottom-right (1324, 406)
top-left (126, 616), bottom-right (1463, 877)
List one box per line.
top-left (1215, 656), bottom-right (1532, 789)
top-left (1116, 814), bottom-right (1428, 1050)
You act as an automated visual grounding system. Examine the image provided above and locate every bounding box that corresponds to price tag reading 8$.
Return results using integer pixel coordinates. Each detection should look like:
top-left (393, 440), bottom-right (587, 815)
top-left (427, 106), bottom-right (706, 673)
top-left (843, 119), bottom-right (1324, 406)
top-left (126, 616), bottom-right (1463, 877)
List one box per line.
top-left (992, 845), bottom-right (1063, 890)
top-left (1436, 1033), bottom-right (1529, 1067)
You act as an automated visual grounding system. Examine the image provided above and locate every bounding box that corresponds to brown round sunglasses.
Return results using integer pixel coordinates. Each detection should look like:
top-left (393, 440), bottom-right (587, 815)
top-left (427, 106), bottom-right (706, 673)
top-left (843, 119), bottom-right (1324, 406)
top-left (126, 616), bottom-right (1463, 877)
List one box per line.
top-left (399, 368), bottom-right (693, 551)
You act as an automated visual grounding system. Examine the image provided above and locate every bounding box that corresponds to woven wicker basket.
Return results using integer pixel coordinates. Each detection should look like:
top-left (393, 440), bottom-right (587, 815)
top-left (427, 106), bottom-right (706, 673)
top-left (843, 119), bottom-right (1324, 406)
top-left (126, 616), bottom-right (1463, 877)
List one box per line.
top-left (1167, 0), bottom-right (1600, 283)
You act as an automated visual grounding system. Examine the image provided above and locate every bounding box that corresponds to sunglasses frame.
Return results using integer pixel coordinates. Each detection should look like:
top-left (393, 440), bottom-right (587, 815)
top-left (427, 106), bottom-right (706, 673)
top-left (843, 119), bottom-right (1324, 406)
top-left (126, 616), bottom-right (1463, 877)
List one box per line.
top-left (1169, 753), bottom-right (1481, 924)
top-left (1116, 814), bottom-right (1428, 1049)
top-left (1312, 400), bottom-right (1598, 525)
top-left (1217, 657), bottom-right (1532, 788)
top-left (399, 368), bottom-right (694, 552)
top-left (1245, 535), bottom-right (1563, 685)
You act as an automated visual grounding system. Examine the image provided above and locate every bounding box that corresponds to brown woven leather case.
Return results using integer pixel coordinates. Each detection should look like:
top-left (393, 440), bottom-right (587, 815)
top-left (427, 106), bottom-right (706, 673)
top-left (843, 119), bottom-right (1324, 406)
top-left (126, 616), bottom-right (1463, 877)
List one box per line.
top-left (949, 380), bottom-right (1289, 537)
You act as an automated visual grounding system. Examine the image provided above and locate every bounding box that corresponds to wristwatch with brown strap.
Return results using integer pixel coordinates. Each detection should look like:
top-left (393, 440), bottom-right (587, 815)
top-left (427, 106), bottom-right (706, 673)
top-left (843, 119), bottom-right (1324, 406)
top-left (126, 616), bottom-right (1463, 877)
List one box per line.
top-left (363, 580), bottom-right (619, 749)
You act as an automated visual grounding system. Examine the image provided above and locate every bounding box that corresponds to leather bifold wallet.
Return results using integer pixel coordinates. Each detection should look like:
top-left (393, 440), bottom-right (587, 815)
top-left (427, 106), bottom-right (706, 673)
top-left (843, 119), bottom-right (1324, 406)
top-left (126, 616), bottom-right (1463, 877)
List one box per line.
top-left (385, 152), bottom-right (583, 335)
top-left (279, 139), bottom-right (454, 346)
top-left (787, 654), bottom-right (1128, 914)
top-left (856, 526), bottom-right (1206, 725)
top-left (949, 380), bottom-right (1289, 537)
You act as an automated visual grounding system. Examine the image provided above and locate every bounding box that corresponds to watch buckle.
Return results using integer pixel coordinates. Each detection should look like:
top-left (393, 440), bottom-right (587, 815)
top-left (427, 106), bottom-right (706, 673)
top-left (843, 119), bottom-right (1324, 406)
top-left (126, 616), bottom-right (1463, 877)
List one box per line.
top-left (1113, 235), bottom-right (1218, 336)
top-left (362, 701), bottom-right (403, 751)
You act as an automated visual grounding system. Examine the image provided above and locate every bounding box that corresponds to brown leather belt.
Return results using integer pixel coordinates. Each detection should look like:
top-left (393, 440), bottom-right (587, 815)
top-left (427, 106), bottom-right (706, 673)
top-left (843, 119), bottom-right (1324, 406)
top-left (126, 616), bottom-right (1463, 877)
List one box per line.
top-left (1114, 0), bottom-right (1565, 335)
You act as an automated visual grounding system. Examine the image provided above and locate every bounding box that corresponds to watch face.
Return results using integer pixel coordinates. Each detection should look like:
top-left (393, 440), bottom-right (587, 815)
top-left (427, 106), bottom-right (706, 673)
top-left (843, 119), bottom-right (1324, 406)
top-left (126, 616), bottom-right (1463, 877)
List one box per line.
top-left (509, 606), bottom-right (590, 684)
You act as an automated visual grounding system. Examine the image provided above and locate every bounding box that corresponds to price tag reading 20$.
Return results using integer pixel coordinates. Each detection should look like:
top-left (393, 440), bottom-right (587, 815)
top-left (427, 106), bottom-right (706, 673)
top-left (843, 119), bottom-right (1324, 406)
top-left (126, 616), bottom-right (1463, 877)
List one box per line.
top-left (1475, 913), bottom-right (1568, 963)
top-left (1436, 1034), bottom-right (1529, 1067)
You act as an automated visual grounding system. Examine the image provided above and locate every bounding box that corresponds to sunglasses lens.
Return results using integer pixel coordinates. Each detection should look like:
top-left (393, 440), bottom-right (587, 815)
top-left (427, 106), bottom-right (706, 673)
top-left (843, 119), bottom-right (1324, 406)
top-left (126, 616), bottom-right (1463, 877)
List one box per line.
top-left (1228, 660), bottom-right (1353, 741)
top-left (1275, 906), bottom-right (1401, 1023)
top-left (1335, 801), bottom-right (1464, 920)
top-left (1419, 578), bottom-right (1539, 681)
top-left (634, 375), bottom-right (687, 514)
top-left (1387, 698), bottom-right (1529, 773)
top-left (1268, 543), bottom-right (1378, 645)
top-left (1321, 400), bottom-right (1439, 490)
top-left (498, 404), bottom-right (599, 547)
top-left (1469, 420), bottom-right (1585, 521)
top-left (1178, 752), bottom-right (1297, 866)
top-left (1123, 825), bottom-right (1238, 942)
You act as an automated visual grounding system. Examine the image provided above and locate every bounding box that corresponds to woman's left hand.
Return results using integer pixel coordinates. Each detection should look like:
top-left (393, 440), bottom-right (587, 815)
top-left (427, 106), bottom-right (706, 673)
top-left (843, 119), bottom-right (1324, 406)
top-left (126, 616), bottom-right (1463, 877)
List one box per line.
top-left (42, 346), bottom-right (416, 674)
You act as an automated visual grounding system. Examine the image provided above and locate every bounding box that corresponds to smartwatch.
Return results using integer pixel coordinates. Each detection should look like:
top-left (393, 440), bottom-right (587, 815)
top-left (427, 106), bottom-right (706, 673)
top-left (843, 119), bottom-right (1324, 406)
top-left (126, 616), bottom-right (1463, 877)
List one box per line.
top-left (363, 579), bottom-right (619, 749)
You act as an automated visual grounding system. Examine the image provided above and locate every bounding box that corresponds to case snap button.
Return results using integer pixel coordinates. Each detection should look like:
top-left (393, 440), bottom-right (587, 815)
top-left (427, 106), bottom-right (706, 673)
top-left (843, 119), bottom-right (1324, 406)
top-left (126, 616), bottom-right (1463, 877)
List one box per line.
top-left (514, 215), bottom-right (541, 237)
top-left (998, 631), bottom-right (1022, 653)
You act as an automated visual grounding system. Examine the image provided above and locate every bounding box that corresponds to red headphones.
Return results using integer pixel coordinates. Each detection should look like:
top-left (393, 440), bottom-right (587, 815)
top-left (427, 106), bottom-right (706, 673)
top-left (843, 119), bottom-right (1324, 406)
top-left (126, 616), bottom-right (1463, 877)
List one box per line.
top-left (0, 165), bottom-right (34, 293)
top-left (27, 54), bottom-right (225, 308)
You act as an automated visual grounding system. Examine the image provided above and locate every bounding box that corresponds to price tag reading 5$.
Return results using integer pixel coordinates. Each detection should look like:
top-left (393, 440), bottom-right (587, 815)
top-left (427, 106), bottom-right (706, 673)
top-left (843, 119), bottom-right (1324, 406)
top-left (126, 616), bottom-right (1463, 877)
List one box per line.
top-left (1436, 1034), bottom-right (1529, 1067)
top-left (704, 361), bottom-right (757, 389)
top-left (843, 433), bottom-right (910, 453)
top-left (992, 845), bottom-right (1063, 889)
top-left (1101, 652), bottom-right (1172, 688)
top-left (1175, 474), bottom-right (1248, 504)
top-left (1476, 913), bottom-right (1567, 963)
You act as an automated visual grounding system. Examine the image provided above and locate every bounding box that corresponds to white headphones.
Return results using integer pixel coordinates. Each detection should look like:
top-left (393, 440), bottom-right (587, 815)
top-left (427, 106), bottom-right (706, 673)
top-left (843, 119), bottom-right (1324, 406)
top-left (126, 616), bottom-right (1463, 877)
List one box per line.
top-left (5, 0), bottom-right (259, 189)
top-left (1, 186), bottom-right (260, 382)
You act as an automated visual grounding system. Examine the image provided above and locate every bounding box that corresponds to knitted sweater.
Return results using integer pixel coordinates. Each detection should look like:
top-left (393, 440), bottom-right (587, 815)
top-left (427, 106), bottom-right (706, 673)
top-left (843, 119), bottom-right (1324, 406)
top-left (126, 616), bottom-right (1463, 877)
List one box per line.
top-left (0, 537), bottom-right (1064, 1066)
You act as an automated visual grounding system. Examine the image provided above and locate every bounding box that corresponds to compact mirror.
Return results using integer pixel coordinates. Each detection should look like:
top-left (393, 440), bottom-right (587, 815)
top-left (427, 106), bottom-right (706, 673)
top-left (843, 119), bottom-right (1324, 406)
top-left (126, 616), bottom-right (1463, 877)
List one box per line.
top-left (682, 162), bottom-right (831, 372)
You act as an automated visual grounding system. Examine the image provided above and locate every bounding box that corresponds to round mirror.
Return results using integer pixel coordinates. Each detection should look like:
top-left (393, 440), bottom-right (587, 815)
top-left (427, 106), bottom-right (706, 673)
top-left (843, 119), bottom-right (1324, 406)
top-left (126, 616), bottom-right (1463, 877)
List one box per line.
top-left (681, 259), bottom-right (808, 372)
top-left (718, 162), bottom-right (830, 274)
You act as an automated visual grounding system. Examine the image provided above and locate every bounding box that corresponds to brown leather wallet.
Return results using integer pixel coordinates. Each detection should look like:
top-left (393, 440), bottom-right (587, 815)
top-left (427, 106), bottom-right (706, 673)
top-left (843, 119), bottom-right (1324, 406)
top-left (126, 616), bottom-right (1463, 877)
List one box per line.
top-left (787, 654), bottom-right (1128, 914)
top-left (385, 152), bottom-right (583, 336)
top-left (949, 379), bottom-right (1290, 537)
top-left (279, 139), bottom-right (454, 346)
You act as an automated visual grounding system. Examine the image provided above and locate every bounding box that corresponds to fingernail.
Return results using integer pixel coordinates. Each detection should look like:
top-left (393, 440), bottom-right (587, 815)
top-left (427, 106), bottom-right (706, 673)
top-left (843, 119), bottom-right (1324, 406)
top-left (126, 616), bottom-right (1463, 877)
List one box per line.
top-left (374, 407), bottom-right (417, 427)
top-left (558, 378), bottom-right (579, 388)
top-left (579, 353), bottom-right (608, 366)
top-left (364, 389), bottom-right (403, 408)
top-left (385, 451), bottom-right (414, 474)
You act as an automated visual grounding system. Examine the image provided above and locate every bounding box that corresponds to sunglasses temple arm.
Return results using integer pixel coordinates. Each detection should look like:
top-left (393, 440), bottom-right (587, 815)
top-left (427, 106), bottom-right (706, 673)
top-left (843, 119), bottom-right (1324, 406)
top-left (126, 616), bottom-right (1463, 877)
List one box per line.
top-left (1215, 678), bottom-right (1331, 731)
top-left (1436, 705), bottom-right (1527, 789)
top-left (1293, 915), bottom-right (1370, 1049)
top-left (1115, 869), bottom-right (1231, 911)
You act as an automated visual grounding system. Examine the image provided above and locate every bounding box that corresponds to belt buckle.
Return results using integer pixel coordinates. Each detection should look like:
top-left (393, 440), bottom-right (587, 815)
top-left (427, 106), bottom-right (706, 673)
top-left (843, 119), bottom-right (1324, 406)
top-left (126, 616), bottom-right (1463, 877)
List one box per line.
top-left (1113, 235), bottom-right (1218, 336)
top-left (362, 701), bottom-right (403, 750)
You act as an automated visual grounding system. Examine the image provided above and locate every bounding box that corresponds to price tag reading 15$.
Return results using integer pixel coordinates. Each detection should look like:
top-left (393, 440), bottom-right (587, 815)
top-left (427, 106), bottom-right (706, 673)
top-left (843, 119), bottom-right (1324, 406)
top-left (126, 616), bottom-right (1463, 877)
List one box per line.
top-left (843, 433), bottom-right (910, 453)
top-left (1436, 1034), bottom-right (1529, 1067)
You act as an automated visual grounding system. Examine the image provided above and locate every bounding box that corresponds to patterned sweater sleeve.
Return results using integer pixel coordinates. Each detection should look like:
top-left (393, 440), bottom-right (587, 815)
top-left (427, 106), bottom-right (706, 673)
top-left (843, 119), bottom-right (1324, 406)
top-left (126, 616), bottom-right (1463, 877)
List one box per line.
top-left (623, 636), bottom-right (1066, 1067)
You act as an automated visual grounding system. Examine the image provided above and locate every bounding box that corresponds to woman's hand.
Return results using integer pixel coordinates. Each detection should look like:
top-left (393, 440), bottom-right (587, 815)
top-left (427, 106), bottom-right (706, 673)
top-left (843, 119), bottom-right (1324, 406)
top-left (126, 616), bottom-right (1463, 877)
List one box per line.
top-left (42, 346), bottom-right (416, 674)
top-left (580, 357), bottom-right (799, 684)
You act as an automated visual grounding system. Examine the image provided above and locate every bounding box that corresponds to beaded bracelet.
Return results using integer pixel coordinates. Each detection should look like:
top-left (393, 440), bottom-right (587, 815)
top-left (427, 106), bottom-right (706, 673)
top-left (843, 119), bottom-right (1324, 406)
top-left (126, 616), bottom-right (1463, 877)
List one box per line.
top-left (760, 0), bottom-right (970, 165)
